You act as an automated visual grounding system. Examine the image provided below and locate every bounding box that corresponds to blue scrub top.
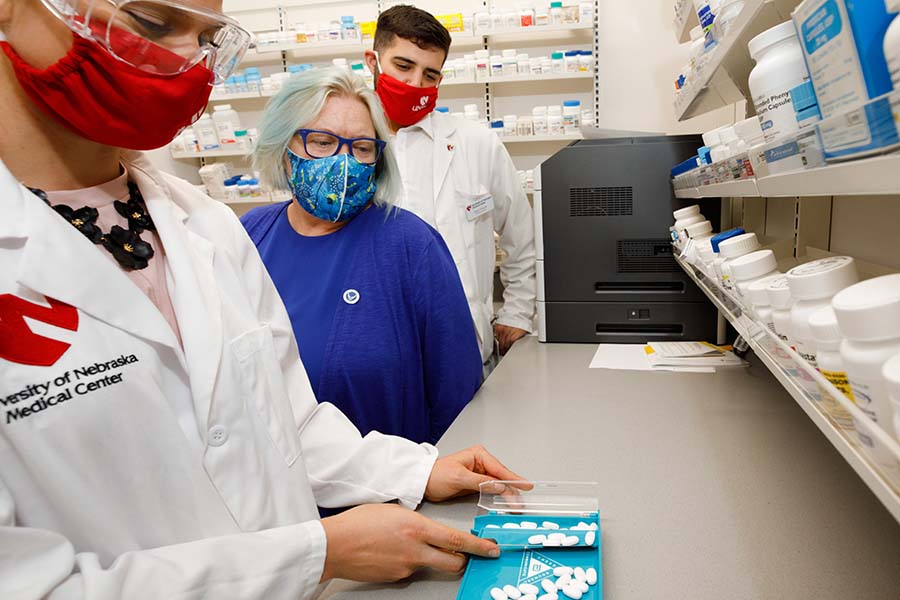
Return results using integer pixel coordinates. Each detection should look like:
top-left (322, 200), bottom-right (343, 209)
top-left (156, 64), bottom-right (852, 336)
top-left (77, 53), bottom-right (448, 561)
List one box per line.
top-left (241, 201), bottom-right (482, 445)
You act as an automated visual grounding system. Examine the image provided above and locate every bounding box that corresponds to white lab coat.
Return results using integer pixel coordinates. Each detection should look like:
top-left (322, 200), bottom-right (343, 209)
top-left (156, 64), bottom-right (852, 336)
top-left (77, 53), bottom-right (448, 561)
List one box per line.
top-left (393, 112), bottom-right (536, 364)
top-left (0, 153), bottom-right (437, 600)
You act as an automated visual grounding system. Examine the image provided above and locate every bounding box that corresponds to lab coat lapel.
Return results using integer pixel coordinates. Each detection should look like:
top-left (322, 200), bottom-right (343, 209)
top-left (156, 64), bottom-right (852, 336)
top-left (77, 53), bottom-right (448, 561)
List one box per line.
top-left (129, 163), bottom-right (223, 430)
top-left (433, 114), bottom-right (458, 200)
top-left (12, 175), bottom-right (180, 351)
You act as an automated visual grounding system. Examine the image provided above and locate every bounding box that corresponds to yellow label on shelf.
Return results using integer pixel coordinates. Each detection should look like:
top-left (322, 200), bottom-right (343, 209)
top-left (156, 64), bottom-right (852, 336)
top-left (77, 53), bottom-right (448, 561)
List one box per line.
top-left (360, 21), bottom-right (377, 40)
top-left (436, 13), bottom-right (464, 32)
top-left (821, 369), bottom-right (855, 402)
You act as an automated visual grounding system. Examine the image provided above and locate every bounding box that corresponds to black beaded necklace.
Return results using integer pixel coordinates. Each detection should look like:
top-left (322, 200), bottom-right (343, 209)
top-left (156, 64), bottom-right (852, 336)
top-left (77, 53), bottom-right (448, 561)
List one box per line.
top-left (27, 180), bottom-right (156, 270)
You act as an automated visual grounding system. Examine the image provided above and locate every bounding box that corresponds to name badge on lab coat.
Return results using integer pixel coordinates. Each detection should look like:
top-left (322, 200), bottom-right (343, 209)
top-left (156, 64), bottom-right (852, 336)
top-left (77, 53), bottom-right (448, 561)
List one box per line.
top-left (464, 194), bottom-right (494, 221)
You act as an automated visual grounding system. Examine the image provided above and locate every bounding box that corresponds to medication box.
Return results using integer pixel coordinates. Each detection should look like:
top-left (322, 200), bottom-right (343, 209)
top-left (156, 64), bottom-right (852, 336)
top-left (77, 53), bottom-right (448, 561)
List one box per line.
top-left (792, 0), bottom-right (900, 160)
top-left (456, 482), bottom-right (603, 600)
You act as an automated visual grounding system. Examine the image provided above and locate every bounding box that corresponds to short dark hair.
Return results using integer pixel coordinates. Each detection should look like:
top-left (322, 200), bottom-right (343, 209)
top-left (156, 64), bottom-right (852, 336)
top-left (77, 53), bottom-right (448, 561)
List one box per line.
top-left (374, 5), bottom-right (451, 59)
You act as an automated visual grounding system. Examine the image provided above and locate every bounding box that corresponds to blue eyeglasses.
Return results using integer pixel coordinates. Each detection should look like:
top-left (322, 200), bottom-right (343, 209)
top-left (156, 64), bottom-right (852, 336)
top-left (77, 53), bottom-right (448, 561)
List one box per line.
top-left (294, 129), bottom-right (387, 165)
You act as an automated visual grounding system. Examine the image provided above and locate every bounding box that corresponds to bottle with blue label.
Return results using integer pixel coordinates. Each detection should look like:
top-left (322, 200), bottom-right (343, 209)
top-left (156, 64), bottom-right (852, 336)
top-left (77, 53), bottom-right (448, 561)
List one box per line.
top-left (693, 0), bottom-right (720, 48)
top-left (792, 0), bottom-right (899, 160)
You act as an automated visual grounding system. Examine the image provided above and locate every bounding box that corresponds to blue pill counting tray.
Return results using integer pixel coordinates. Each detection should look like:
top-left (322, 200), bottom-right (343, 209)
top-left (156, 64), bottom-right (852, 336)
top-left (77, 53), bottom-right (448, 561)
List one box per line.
top-left (456, 481), bottom-right (603, 600)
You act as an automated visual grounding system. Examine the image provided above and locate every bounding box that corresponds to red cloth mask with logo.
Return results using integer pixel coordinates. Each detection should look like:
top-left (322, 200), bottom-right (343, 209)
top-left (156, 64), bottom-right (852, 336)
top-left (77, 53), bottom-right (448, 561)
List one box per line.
top-left (1, 27), bottom-right (213, 150)
top-left (375, 71), bottom-right (439, 127)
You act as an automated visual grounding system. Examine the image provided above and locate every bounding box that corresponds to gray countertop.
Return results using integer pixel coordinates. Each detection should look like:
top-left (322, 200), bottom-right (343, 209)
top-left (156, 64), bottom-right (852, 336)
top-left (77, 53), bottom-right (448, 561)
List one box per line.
top-left (322, 337), bottom-right (900, 600)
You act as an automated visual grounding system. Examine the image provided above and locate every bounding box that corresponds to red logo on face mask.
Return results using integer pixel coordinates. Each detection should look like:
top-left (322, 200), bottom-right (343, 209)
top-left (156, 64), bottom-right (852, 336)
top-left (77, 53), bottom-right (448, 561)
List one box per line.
top-left (0, 295), bottom-right (79, 367)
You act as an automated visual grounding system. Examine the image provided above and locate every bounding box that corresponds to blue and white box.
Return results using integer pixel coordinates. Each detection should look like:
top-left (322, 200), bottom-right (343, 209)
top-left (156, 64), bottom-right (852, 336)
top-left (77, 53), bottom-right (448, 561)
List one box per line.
top-left (792, 0), bottom-right (899, 160)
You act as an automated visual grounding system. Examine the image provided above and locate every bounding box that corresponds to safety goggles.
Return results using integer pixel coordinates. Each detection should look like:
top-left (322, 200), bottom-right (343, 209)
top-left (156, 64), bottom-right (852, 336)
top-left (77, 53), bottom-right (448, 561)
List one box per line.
top-left (40, 0), bottom-right (251, 83)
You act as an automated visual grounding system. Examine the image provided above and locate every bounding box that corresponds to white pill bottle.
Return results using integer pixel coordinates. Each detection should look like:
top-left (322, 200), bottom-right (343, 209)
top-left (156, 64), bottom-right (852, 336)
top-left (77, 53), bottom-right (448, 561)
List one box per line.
top-left (882, 353), bottom-right (900, 444)
top-left (808, 306), bottom-right (858, 442)
top-left (748, 21), bottom-right (809, 142)
top-left (682, 220), bottom-right (714, 264)
top-left (885, 0), bottom-right (900, 89)
top-left (766, 275), bottom-right (803, 382)
top-left (785, 256), bottom-right (859, 367)
top-left (717, 233), bottom-right (760, 290)
top-left (728, 249), bottom-right (780, 301)
top-left (832, 274), bottom-right (900, 486)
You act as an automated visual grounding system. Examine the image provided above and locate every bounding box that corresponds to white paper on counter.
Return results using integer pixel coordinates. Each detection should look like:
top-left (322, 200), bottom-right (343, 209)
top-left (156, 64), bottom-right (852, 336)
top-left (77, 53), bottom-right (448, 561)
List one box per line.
top-left (588, 344), bottom-right (715, 373)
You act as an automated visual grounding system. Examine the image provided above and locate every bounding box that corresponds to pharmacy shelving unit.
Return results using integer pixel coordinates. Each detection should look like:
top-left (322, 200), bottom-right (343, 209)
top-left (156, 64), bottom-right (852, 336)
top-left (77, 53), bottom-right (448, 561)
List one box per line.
top-left (673, 0), bottom-right (699, 43)
top-left (675, 255), bottom-right (900, 524)
top-left (670, 0), bottom-right (900, 526)
top-left (674, 0), bottom-right (799, 121)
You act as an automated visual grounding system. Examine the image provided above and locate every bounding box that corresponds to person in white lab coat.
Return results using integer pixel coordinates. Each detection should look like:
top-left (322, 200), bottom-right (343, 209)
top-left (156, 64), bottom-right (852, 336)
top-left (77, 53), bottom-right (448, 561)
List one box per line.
top-left (363, 6), bottom-right (537, 368)
top-left (0, 1), bottom-right (526, 598)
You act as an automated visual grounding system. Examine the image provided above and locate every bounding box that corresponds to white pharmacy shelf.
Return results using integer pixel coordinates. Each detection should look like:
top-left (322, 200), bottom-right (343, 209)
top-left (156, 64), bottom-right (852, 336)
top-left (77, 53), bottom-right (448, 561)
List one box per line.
top-left (675, 255), bottom-right (900, 525)
top-left (499, 133), bottom-right (582, 143)
top-left (673, 0), bottom-right (699, 43)
top-left (171, 147), bottom-right (252, 159)
top-left (673, 153), bottom-right (900, 199)
top-left (451, 22), bottom-right (593, 46)
top-left (443, 71), bottom-right (593, 87)
top-left (674, 0), bottom-right (797, 121)
top-left (209, 91), bottom-right (269, 102)
top-left (254, 39), bottom-right (364, 57)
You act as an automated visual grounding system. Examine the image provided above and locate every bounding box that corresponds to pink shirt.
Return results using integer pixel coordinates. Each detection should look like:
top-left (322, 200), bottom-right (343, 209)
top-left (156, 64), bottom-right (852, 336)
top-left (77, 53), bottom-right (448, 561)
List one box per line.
top-left (46, 168), bottom-right (182, 346)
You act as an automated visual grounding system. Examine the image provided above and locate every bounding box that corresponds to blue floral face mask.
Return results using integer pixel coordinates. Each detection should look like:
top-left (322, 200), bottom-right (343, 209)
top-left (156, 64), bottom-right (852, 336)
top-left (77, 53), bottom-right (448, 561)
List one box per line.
top-left (287, 148), bottom-right (377, 223)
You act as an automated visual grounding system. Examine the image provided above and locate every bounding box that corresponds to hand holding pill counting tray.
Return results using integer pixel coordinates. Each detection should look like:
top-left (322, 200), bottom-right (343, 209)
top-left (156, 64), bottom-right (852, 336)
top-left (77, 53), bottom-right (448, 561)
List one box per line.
top-left (457, 481), bottom-right (603, 600)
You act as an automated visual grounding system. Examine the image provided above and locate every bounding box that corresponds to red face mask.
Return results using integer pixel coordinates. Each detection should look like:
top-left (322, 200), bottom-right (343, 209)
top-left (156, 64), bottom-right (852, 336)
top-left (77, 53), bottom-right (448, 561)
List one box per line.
top-left (375, 70), bottom-right (439, 127)
top-left (1, 29), bottom-right (214, 151)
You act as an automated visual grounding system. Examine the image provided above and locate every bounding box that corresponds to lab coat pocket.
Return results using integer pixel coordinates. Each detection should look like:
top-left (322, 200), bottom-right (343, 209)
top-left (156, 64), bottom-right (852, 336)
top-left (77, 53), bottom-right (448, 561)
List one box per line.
top-left (231, 325), bottom-right (302, 465)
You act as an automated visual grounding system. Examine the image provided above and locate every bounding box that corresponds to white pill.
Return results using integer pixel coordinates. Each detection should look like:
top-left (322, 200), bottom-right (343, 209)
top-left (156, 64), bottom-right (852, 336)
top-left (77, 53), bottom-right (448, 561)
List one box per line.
top-left (584, 531), bottom-right (596, 546)
top-left (542, 521), bottom-right (560, 529)
top-left (519, 583), bottom-right (539, 595)
top-left (552, 566), bottom-right (574, 577)
top-left (520, 521), bottom-right (538, 529)
top-left (586, 568), bottom-right (598, 586)
top-left (541, 579), bottom-right (557, 594)
top-left (528, 534), bottom-right (547, 545)
top-left (562, 535), bottom-right (579, 546)
top-left (589, 522), bottom-right (598, 530)
top-left (555, 574), bottom-right (571, 590)
top-left (520, 595), bottom-right (537, 600)
top-left (486, 524), bottom-right (500, 529)
top-left (503, 584), bottom-right (522, 599)
top-left (561, 585), bottom-right (583, 599)
top-left (490, 587), bottom-right (508, 600)
top-left (503, 522), bottom-right (521, 529)
top-left (547, 533), bottom-right (566, 541)
top-left (543, 537), bottom-right (561, 547)
top-left (576, 581), bottom-right (589, 593)
top-left (537, 594), bottom-right (559, 600)
top-left (578, 521), bottom-right (590, 529)
top-left (573, 567), bottom-right (587, 583)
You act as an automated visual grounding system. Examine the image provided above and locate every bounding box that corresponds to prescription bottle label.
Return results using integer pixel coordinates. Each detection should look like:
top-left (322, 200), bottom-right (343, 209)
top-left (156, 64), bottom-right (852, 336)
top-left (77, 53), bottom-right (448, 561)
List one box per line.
top-left (818, 370), bottom-right (857, 433)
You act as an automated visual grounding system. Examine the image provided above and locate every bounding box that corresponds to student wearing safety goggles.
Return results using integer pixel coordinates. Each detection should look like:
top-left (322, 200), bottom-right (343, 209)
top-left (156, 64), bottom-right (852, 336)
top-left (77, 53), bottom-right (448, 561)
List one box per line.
top-left (363, 5), bottom-right (538, 373)
top-left (0, 1), bottom-right (526, 597)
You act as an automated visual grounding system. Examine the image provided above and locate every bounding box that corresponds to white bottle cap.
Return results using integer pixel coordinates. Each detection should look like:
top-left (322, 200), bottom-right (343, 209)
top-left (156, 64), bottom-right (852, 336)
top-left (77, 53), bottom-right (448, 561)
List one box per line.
top-left (214, 104), bottom-right (232, 111)
top-left (881, 353), bottom-right (900, 401)
top-left (502, 49), bottom-right (517, 58)
top-left (676, 214), bottom-right (704, 230)
top-left (718, 233), bottom-right (759, 258)
top-left (747, 274), bottom-right (780, 307)
top-left (728, 249), bottom-right (778, 282)
top-left (684, 220), bottom-right (713, 238)
top-left (786, 256), bottom-right (858, 301)
top-left (766, 275), bottom-right (793, 309)
top-left (832, 274), bottom-right (900, 342)
top-left (748, 21), bottom-right (798, 62)
top-left (673, 205), bottom-right (701, 220)
top-left (733, 116), bottom-right (764, 145)
top-left (808, 306), bottom-right (842, 347)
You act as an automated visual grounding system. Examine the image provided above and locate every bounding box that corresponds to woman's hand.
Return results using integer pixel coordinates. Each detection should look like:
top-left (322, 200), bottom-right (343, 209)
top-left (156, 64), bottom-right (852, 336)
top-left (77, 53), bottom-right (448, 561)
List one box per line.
top-left (319, 504), bottom-right (500, 583)
top-left (424, 445), bottom-right (531, 503)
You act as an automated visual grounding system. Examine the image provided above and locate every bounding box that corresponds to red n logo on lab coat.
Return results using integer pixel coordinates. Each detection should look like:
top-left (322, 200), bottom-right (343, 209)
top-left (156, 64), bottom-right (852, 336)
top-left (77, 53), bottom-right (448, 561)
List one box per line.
top-left (0, 294), bottom-right (79, 366)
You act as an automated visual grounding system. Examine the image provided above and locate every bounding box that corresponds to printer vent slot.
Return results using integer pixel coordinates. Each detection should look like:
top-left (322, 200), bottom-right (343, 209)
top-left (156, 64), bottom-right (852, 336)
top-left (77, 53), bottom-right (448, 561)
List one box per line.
top-left (569, 186), bottom-right (633, 217)
top-left (617, 239), bottom-right (679, 273)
